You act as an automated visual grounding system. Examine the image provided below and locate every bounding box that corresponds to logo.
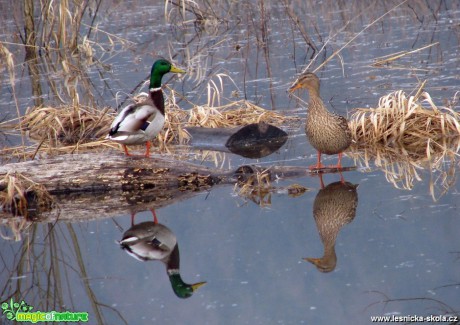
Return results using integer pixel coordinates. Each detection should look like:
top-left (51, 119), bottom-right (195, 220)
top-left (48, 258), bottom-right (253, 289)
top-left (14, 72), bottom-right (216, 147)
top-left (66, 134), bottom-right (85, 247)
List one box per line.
top-left (1, 298), bottom-right (89, 323)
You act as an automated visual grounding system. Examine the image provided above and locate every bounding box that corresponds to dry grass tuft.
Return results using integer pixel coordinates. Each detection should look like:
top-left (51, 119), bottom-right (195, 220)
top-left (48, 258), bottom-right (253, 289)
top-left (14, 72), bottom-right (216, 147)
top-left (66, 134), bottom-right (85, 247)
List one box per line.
top-left (0, 172), bottom-right (54, 219)
top-left (348, 88), bottom-right (460, 198)
top-left (22, 105), bottom-right (112, 146)
top-left (234, 167), bottom-right (273, 207)
top-left (187, 100), bottom-right (293, 128)
top-left (349, 89), bottom-right (460, 155)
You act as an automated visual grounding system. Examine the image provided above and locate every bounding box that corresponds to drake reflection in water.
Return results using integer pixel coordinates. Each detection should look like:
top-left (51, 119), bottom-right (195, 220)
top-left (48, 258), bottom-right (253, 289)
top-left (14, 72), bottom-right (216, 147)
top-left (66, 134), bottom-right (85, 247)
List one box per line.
top-left (118, 210), bottom-right (206, 298)
top-left (305, 174), bottom-right (358, 273)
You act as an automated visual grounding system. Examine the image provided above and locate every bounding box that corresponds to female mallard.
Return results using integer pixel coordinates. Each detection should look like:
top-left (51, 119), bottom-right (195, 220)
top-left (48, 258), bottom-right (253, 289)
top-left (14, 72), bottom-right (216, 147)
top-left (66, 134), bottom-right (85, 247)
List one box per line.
top-left (108, 59), bottom-right (185, 157)
top-left (289, 72), bottom-right (352, 169)
top-left (119, 211), bottom-right (206, 298)
top-left (304, 176), bottom-right (358, 272)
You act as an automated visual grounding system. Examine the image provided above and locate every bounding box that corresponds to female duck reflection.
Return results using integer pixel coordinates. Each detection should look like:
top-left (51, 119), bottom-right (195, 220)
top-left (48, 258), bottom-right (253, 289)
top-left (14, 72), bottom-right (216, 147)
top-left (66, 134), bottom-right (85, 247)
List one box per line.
top-left (118, 210), bottom-right (206, 298)
top-left (305, 174), bottom-right (358, 273)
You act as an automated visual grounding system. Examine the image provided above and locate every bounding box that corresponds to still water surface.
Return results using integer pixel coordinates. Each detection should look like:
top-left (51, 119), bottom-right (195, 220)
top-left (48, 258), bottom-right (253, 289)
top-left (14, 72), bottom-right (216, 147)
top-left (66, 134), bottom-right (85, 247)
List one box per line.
top-left (1, 1), bottom-right (459, 324)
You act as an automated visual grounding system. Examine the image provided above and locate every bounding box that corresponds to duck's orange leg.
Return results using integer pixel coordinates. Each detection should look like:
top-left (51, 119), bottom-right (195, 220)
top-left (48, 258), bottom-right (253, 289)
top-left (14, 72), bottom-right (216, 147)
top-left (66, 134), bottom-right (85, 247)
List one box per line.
top-left (318, 173), bottom-right (325, 189)
top-left (326, 152), bottom-right (345, 169)
top-left (309, 151), bottom-right (326, 170)
top-left (336, 152), bottom-right (343, 168)
top-left (130, 212), bottom-right (136, 226)
top-left (150, 209), bottom-right (158, 224)
top-left (144, 141), bottom-right (152, 157)
top-left (123, 144), bottom-right (133, 156)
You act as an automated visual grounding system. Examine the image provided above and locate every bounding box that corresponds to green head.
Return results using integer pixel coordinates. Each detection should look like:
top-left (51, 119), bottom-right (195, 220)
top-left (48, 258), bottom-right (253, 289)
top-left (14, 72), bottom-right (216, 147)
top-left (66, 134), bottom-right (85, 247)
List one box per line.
top-left (168, 273), bottom-right (206, 299)
top-left (149, 59), bottom-right (185, 88)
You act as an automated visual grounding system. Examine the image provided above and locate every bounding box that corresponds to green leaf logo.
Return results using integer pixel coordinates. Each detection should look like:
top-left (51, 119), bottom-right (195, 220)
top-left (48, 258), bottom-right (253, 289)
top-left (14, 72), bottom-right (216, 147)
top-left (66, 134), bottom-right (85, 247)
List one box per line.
top-left (6, 311), bottom-right (14, 320)
top-left (1, 298), bottom-right (33, 321)
top-left (1, 298), bottom-right (16, 321)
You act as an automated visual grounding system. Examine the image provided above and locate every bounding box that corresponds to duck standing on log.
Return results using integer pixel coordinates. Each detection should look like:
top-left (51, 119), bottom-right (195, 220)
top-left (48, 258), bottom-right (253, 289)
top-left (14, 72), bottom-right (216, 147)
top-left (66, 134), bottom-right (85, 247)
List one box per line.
top-left (107, 59), bottom-right (185, 157)
top-left (289, 72), bottom-right (352, 170)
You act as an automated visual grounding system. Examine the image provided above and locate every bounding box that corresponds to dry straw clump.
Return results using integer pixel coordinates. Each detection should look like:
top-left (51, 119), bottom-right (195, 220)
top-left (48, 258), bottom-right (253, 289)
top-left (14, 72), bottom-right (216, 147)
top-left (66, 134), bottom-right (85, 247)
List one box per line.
top-left (23, 105), bottom-right (112, 144)
top-left (187, 100), bottom-right (291, 128)
top-left (0, 172), bottom-right (54, 219)
top-left (350, 90), bottom-right (460, 156)
top-left (348, 88), bottom-right (460, 198)
top-left (18, 105), bottom-right (114, 156)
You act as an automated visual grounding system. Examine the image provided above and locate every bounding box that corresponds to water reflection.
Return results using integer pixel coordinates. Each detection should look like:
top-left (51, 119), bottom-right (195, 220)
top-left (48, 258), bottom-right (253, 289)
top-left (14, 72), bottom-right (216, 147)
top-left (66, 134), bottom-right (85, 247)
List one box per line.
top-left (119, 210), bottom-right (206, 299)
top-left (304, 174), bottom-right (358, 273)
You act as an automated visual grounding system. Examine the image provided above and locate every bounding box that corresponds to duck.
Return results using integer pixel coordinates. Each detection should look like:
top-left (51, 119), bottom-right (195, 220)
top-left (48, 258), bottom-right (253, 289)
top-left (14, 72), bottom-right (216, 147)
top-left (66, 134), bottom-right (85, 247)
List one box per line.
top-left (107, 59), bottom-right (185, 157)
top-left (119, 210), bottom-right (206, 298)
top-left (304, 175), bottom-right (358, 272)
top-left (288, 72), bottom-right (352, 169)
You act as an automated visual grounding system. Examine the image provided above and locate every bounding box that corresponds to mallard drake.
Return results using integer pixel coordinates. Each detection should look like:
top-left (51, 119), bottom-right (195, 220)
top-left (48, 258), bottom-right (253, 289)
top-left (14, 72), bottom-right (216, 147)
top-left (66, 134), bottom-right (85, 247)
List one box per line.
top-left (288, 72), bottom-right (352, 169)
top-left (119, 210), bottom-right (205, 298)
top-left (108, 59), bottom-right (185, 157)
top-left (304, 176), bottom-right (358, 272)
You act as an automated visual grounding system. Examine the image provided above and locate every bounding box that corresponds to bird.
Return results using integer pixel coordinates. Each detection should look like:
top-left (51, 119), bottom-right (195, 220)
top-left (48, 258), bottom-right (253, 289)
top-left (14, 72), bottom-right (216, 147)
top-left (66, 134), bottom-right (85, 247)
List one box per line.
top-left (107, 59), bottom-right (185, 157)
top-left (288, 72), bottom-right (352, 170)
top-left (119, 210), bottom-right (206, 298)
top-left (304, 175), bottom-right (358, 272)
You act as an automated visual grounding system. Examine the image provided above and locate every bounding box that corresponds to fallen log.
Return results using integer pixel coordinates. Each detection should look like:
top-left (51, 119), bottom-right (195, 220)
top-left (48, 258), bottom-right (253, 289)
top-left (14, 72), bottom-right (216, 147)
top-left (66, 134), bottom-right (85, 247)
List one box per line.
top-left (0, 153), bottom-right (355, 222)
top-left (0, 153), bottom-right (231, 194)
top-left (0, 153), bottom-right (233, 221)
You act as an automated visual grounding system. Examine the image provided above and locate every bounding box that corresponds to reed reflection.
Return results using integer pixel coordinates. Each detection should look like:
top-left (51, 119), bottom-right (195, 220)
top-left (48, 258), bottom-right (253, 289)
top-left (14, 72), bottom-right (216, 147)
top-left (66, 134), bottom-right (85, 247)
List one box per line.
top-left (119, 210), bottom-right (206, 298)
top-left (305, 174), bottom-right (358, 273)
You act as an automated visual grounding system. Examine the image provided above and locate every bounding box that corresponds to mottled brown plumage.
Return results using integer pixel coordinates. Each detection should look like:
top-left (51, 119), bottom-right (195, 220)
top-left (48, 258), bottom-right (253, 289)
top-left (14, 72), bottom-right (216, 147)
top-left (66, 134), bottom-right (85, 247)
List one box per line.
top-left (304, 178), bottom-right (358, 272)
top-left (289, 72), bottom-right (352, 169)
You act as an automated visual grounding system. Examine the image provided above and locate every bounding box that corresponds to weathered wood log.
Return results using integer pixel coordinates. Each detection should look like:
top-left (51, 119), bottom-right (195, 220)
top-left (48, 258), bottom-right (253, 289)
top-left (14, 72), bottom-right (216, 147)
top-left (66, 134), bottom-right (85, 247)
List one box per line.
top-left (0, 153), bottom-right (234, 221)
top-left (0, 153), bottom-right (355, 222)
top-left (0, 153), bottom-right (235, 192)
